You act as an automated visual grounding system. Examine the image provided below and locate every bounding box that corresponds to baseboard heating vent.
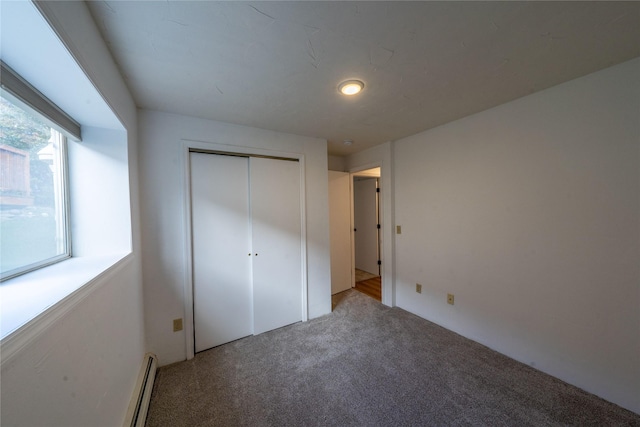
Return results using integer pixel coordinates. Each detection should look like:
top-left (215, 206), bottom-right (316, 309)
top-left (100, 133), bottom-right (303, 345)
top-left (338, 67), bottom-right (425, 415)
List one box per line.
top-left (124, 353), bottom-right (158, 427)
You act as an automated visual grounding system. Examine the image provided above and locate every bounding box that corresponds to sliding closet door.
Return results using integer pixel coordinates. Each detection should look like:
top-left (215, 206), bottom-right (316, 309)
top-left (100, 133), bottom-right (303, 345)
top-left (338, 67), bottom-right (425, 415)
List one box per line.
top-left (191, 153), bottom-right (252, 352)
top-left (250, 157), bottom-right (302, 335)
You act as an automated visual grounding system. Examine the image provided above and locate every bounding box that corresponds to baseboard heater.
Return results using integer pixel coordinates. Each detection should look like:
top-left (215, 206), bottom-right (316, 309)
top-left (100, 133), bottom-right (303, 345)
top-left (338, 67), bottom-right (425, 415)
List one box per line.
top-left (124, 353), bottom-right (158, 427)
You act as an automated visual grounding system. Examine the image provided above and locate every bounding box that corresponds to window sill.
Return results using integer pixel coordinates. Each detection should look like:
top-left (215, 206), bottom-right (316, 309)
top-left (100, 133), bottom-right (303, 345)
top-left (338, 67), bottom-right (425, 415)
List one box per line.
top-left (0, 253), bottom-right (132, 363)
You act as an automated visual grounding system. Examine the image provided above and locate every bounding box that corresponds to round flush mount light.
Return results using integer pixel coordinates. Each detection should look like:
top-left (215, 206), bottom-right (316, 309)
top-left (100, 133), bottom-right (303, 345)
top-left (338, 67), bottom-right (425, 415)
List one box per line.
top-left (338, 80), bottom-right (364, 96)
top-left (343, 139), bottom-right (354, 146)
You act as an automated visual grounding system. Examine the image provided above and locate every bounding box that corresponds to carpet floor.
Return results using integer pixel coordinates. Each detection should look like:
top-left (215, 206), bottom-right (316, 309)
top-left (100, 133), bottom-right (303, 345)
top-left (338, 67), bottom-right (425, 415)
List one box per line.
top-left (146, 290), bottom-right (639, 426)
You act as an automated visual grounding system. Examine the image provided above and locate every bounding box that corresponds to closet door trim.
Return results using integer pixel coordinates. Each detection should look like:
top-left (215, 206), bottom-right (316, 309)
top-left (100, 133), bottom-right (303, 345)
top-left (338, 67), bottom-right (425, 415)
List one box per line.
top-left (189, 147), bottom-right (299, 163)
top-left (182, 139), bottom-right (308, 360)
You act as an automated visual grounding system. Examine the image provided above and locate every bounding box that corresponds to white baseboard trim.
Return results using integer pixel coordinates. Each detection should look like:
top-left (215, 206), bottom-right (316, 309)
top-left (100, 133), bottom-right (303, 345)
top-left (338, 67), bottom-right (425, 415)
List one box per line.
top-left (123, 353), bottom-right (158, 427)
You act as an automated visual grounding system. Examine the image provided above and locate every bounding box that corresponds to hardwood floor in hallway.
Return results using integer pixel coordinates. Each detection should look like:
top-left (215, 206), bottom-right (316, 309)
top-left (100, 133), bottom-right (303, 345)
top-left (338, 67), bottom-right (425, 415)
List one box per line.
top-left (354, 270), bottom-right (381, 301)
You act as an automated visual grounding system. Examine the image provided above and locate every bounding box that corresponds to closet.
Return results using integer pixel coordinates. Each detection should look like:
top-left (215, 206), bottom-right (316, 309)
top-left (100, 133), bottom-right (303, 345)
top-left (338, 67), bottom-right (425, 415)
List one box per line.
top-left (190, 151), bottom-right (302, 352)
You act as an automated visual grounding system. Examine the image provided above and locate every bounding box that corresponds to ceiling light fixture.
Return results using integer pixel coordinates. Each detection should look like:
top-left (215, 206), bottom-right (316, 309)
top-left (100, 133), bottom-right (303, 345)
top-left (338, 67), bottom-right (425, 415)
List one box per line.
top-left (338, 80), bottom-right (364, 96)
top-left (343, 139), bottom-right (354, 146)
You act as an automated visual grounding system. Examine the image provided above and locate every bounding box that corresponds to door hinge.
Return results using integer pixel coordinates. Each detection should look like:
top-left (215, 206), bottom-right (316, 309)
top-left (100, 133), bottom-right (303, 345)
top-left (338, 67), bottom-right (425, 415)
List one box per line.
top-left (377, 224), bottom-right (381, 229)
top-left (376, 187), bottom-right (380, 193)
top-left (377, 260), bottom-right (382, 266)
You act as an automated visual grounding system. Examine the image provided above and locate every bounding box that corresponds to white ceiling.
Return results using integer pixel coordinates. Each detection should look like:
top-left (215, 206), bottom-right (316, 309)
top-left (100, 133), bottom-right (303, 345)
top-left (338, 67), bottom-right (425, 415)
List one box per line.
top-left (86, 1), bottom-right (640, 156)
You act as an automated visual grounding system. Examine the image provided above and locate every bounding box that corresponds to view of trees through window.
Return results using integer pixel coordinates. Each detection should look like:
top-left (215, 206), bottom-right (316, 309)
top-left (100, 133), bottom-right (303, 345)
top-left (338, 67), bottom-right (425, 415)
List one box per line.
top-left (0, 94), bottom-right (69, 279)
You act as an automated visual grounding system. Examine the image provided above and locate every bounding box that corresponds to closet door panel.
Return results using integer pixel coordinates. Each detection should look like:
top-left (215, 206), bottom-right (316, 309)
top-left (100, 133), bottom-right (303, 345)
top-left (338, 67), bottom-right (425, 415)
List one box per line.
top-left (250, 157), bottom-right (302, 335)
top-left (191, 153), bottom-right (253, 352)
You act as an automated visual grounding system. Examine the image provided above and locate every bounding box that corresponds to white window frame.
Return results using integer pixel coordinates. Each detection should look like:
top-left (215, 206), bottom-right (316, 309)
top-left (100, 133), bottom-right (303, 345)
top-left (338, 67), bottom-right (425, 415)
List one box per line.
top-left (1, 64), bottom-right (74, 281)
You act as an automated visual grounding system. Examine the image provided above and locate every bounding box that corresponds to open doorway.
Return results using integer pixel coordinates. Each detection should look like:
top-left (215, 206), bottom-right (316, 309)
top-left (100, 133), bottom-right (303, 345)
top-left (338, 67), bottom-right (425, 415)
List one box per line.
top-left (352, 167), bottom-right (381, 301)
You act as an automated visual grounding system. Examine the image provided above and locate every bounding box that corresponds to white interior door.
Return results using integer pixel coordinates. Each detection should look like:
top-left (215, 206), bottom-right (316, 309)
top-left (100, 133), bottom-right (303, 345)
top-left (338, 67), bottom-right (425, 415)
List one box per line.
top-left (250, 157), bottom-right (302, 334)
top-left (329, 171), bottom-right (351, 294)
top-left (354, 178), bottom-right (379, 275)
top-left (191, 153), bottom-right (253, 352)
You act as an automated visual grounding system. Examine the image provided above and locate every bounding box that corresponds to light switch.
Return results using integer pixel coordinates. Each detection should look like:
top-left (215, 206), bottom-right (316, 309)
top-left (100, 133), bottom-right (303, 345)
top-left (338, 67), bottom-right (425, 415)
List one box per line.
top-left (396, 225), bottom-right (402, 234)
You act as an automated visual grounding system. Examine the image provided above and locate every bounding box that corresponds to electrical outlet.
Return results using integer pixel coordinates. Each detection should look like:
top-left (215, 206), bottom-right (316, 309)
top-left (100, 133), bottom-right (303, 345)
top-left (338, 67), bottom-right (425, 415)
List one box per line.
top-left (447, 294), bottom-right (455, 305)
top-left (396, 225), bottom-right (402, 234)
top-left (416, 283), bottom-right (422, 294)
top-left (173, 318), bottom-right (183, 332)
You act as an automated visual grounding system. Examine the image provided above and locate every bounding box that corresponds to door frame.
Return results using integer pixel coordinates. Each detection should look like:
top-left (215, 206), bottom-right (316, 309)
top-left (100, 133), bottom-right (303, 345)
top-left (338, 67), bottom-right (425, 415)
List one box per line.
top-left (353, 175), bottom-right (380, 277)
top-left (349, 162), bottom-right (385, 302)
top-left (182, 139), bottom-right (308, 360)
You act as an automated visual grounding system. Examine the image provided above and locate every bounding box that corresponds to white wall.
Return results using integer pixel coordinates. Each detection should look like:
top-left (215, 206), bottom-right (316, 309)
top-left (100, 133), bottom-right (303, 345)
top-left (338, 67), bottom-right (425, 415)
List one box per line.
top-left (0, 261), bottom-right (144, 426)
top-left (328, 155), bottom-right (346, 171)
top-left (138, 110), bottom-right (332, 366)
top-left (346, 142), bottom-right (395, 306)
top-left (393, 58), bottom-right (640, 413)
top-left (68, 126), bottom-right (131, 257)
top-left (0, 1), bottom-right (145, 426)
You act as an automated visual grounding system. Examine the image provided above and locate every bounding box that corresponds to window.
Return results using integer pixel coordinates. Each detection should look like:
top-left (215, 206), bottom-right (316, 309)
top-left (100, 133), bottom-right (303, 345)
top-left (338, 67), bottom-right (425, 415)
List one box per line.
top-left (0, 3), bottom-right (132, 341)
top-left (1, 67), bottom-right (73, 281)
